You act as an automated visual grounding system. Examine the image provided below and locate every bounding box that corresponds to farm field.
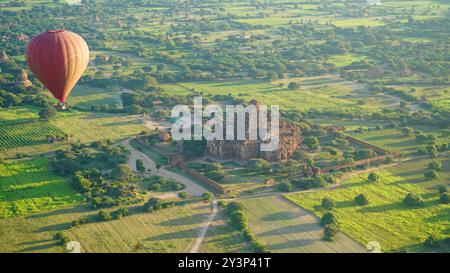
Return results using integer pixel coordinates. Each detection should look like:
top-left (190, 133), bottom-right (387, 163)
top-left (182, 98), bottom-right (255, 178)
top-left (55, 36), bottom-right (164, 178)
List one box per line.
top-left (0, 119), bottom-right (65, 151)
top-left (0, 106), bottom-right (146, 158)
top-left (0, 158), bottom-right (84, 219)
top-left (0, 201), bottom-right (244, 253)
top-left (240, 196), bottom-right (366, 253)
top-left (286, 169), bottom-right (450, 252)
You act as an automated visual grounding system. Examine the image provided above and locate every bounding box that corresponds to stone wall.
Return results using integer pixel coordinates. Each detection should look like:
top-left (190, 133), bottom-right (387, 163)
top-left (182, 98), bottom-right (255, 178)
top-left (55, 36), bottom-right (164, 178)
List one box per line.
top-left (179, 163), bottom-right (225, 194)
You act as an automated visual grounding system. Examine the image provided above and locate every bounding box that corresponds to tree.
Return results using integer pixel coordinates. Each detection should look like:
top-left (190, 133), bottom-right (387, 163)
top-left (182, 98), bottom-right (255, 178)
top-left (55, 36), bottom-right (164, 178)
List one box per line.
top-left (98, 210), bottom-right (112, 221)
top-left (401, 127), bottom-right (414, 137)
top-left (38, 107), bottom-right (57, 120)
top-left (424, 170), bottom-right (439, 180)
top-left (288, 82), bottom-right (300, 90)
top-left (437, 185), bottom-right (448, 194)
top-left (143, 197), bottom-right (163, 212)
top-left (428, 161), bottom-right (442, 171)
top-left (278, 181), bottom-right (293, 192)
top-left (323, 224), bottom-right (339, 241)
top-left (403, 193), bottom-right (424, 206)
top-left (321, 212), bottom-right (338, 226)
top-left (321, 198), bottom-right (335, 210)
top-left (135, 159), bottom-right (145, 177)
top-left (230, 211), bottom-right (248, 230)
top-left (368, 172), bottom-right (380, 183)
top-left (355, 194), bottom-right (369, 206)
top-left (111, 164), bottom-right (137, 183)
top-left (303, 136), bottom-right (319, 150)
top-left (439, 193), bottom-right (449, 204)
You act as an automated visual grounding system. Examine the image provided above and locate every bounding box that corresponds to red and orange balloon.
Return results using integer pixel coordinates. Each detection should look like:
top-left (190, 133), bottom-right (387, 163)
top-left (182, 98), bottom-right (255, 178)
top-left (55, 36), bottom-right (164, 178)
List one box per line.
top-left (26, 30), bottom-right (89, 103)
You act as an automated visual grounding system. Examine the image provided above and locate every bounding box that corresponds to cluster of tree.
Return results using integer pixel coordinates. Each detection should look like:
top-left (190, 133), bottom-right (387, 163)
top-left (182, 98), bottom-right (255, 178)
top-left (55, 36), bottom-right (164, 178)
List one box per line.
top-left (221, 202), bottom-right (269, 253)
top-left (142, 197), bottom-right (175, 212)
top-left (145, 175), bottom-right (185, 192)
top-left (50, 140), bottom-right (142, 208)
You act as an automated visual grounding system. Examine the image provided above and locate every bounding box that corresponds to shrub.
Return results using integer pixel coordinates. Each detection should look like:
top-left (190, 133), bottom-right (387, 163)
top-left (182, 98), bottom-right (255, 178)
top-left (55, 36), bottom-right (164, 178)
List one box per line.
top-left (54, 232), bottom-right (70, 245)
top-left (323, 224), bottom-right (339, 241)
top-left (143, 197), bottom-right (164, 212)
top-left (321, 212), bottom-right (338, 226)
top-left (437, 185), bottom-right (449, 194)
top-left (321, 198), bottom-right (335, 210)
top-left (201, 192), bottom-right (214, 201)
top-left (114, 207), bottom-right (130, 219)
top-left (368, 172), bottom-right (380, 183)
top-left (403, 193), bottom-right (424, 206)
top-left (178, 192), bottom-right (189, 199)
top-left (439, 193), bottom-right (450, 204)
top-left (71, 216), bottom-right (88, 228)
top-left (98, 210), bottom-right (112, 221)
top-left (424, 170), bottom-right (439, 180)
top-left (355, 194), bottom-right (369, 206)
top-left (217, 200), bottom-right (227, 208)
top-left (278, 181), bottom-right (293, 192)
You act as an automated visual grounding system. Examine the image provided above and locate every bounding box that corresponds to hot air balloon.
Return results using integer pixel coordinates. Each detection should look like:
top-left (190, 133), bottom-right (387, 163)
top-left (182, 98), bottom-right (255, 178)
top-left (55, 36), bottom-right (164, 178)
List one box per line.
top-left (26, 30), bottom-right (89, 108)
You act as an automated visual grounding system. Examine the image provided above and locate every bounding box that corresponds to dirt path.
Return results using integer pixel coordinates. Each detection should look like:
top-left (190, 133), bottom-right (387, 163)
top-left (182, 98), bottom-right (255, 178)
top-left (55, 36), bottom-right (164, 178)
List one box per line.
top-left (189, 200), bottom-right (218, 253)
top-left (121, 138), bottom-right (207, 197)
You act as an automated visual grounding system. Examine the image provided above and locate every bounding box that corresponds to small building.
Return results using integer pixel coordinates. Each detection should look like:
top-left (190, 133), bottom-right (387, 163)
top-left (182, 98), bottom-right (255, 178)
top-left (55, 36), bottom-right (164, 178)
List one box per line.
top-left (14, 69), bottom-right (32, 88)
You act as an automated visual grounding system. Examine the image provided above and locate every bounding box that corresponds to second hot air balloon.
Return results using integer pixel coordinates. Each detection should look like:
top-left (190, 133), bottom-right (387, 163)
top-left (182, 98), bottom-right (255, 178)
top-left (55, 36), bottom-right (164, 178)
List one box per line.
top-left (26, 30), bottom-right (89, 108)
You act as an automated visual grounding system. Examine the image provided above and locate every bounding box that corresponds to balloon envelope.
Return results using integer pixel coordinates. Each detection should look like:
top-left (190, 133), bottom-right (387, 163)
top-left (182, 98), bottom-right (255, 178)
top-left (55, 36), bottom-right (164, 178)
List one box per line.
top-left (26, 30), bottom-right (89, 103)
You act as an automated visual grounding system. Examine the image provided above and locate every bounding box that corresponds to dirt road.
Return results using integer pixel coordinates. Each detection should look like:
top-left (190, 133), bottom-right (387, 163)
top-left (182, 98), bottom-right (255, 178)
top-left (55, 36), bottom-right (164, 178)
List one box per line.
top-left (189, 200), bottom-right (218, 253)
top-left (121, 138), bottom-right (207, 197)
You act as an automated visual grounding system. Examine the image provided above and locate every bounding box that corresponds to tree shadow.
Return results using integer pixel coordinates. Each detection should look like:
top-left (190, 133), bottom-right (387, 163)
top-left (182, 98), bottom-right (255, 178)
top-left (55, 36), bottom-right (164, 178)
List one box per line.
top-left (158, 213), bottom-right (209, 227)
top-left (258, 223), bottom-right (321, 237)
top-left (261, 211), bottom-right (299, 221)
top-left (145, 228), bottom-right (198, 241)
top-left (267, 238), bottom-right (315, 251)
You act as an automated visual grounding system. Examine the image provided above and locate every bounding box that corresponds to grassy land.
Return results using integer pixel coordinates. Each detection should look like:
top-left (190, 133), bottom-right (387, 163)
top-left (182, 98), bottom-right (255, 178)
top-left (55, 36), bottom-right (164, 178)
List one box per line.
top-left (0, 158), bottom-right (84, 219)
top-left (199, 211), bottom-right (253, 253)
top-left (0, 201), bottom-right (241, 253)
top-left (351, 127), bottom-right (449, 156)
top-left (240, 196), bottom-right (366, 253)
top-left (286, 169), bottom-right (450, 252)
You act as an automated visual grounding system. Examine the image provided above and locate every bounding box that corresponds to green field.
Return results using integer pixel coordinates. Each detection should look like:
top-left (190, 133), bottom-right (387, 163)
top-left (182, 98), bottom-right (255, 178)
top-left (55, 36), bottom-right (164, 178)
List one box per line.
top-left (0, 106), bottom-right (146, 157)
top-left (0, 158), bottom-right (84, 218)
top-left (0, 120), bottom-right (66, 151)
top-left (240, 196), bottom-right (366, 253)
top-left (286, 170), bottom-right (450, 252)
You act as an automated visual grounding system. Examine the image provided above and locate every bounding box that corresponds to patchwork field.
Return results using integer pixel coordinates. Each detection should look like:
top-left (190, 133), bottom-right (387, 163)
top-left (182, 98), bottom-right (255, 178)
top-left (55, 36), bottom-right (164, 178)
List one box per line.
top-left (286, 170), bottom-right (450, 252)
top-left (240, 196), bottom-right (367, 253)
top-left (0, 158), bottom-right (84, 219)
